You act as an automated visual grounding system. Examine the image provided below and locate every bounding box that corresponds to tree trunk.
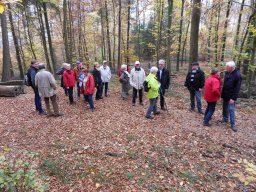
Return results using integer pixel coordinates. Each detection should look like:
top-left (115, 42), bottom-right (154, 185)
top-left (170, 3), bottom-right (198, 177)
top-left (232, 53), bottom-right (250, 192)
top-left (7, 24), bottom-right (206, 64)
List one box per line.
top-left (1, 11), bottom-right (12, 82)
top-left (207, 11), bottom-right (213, 63)
top-left (117, 0), bottom-right (122, 70)
top-left (42, 2), bottom-right (57, 74)
top-left (156, 0), bottom-right (164, 62)
top-left (181, 20), bottom-right (190, 67)
top-left (37, 4), bottom-right (52, 72)
top-left (167, 0), bottom-right (174, 71)
top-left (189, 0), bottom-right (201, 70)
top-left (63, 0), bottom-right (71, 63)
top-left (126, 0), bottom-right (131, 65)
top-left (100, 7), bottom-right (106, 61)
top-left (8, 4), bottom-right (24, 79)
top-left (176, 0), bottom-right (184, 71)
top-left (214, 3), bottom-right (220, 65)
top-left (220, 0), bottom-right (232, 62)
top-left (105, 0), bottom-right (112, 68)
top-left (112, 0), bottom-right (116, 70)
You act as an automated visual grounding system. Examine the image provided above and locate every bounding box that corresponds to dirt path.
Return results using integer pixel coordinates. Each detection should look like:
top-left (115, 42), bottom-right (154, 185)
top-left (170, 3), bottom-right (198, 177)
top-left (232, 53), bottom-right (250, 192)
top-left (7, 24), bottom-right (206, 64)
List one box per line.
top-left (0, 74), bottom-right (255, 191)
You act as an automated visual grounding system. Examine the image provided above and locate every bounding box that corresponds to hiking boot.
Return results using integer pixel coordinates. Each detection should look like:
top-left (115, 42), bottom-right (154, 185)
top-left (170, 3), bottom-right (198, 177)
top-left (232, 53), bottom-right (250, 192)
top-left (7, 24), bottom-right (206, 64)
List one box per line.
top-left (132, 103), bottom-right (135, 106)
top-left (105, 94), bottom-right (108, 97)
top-left (139, 102), bottom-right (144, 106)
top-left (231, 126), bottom-right (237, 132)
top-left (199, 111), bottom-right (204, 115)
top-left (39, 111), bottom-right (47, 115)
top-left (203, 122), bottom-right (211, 127)
top-left (99, 97), bottom-right (103, 99)
top-left (189, 108), bottom-right (195, 112)
top-left (54, 113), bottom-right (64, 117)
top-left (92, 108), bottom-right (95, 112)
top-left (218, 119), bottom-right (228, 123)
top-left (161, 107), bottom-right (167, 111)
top-left (145, 116), bottom-right (153, 119)
top-left (154, 111), bottom-right (161, 115)
top-left (47, 113), bottom-right (54, 117)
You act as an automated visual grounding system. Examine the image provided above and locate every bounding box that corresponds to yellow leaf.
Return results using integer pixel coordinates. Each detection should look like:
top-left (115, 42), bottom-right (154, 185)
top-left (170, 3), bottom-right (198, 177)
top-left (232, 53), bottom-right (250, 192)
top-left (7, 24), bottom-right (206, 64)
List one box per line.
top-left (0, 2), bottom-right (6, 14)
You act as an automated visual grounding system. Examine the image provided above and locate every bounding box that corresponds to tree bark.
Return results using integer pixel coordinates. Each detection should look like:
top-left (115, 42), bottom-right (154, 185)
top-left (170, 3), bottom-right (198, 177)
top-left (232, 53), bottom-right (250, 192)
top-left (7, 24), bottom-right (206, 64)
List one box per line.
top-left (189, 0), bottom-right (201, 70)
top-left (117, 0), bottom-right (122, 70)
top-left (105, 0), bottom-right (112, 68)
top-left (126, 0), bottom-right (131, 65)
top-left (167, 0), bottom-right (173, 71)
top-left (1, 11), bottom-right (12, 82)
top-left (176, 0), bottom-right (184, 71)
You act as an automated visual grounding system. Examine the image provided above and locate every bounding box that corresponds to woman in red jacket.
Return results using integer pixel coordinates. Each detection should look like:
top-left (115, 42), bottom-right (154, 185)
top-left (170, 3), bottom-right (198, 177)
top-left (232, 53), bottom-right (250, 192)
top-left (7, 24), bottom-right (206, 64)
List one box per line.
top-left (63, 64), bottom-right (76, 104)
top-left (80, 69), bottom-right (95, 112)
top-left (203, 69), bottom-right (221, 126)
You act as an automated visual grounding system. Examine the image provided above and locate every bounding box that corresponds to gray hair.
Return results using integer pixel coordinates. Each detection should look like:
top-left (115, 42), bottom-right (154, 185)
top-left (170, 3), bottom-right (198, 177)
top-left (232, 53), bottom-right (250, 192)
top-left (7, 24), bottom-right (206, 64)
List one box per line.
top-left (150, 66), bottom-right (158, 74)
top-left (226, 61), bottom-right (236, 68)
top-left (159, 59), bottom-right (165, 65)
top-left (211, 68), bottom-right (218, 75)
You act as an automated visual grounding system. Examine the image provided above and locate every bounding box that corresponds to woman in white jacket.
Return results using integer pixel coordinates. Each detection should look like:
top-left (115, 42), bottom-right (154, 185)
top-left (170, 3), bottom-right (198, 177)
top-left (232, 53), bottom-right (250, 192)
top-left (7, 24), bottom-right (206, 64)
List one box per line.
top-left (99, 60), bottom-right (112, 97)
top-left (130, 61), bottom-right (146, 106)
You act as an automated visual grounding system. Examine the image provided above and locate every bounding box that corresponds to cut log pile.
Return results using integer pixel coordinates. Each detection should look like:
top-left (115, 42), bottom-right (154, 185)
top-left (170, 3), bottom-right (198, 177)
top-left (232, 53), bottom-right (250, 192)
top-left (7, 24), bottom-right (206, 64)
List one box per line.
top-left (0, 80), bottom-right (26, 97)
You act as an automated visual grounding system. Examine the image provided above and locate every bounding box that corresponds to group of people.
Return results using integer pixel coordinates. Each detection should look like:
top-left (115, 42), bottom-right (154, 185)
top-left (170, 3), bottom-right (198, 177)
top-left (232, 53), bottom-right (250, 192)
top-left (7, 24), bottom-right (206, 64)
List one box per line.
top-left (185, 61), bottom-right (242, 132)
top-left (26, 58), bottom-right (242, 132)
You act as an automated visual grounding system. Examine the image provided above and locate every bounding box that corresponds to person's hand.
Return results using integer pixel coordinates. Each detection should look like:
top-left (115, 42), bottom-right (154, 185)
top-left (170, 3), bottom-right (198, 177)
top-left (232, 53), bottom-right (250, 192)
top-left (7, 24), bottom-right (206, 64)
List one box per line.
top-left (199, 88), bottom-right (203, 92)
top-left (229, 99), bottom-right (235, 104)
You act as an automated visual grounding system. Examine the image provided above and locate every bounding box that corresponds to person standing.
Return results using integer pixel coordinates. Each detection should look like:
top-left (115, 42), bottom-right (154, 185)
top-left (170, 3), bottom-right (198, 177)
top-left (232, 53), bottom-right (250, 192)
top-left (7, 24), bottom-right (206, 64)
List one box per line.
top-left (74, 61), bottom-right (83, 98)
top-left (145, 67), bottom-right (161, 119)
top-left (100, 60), bottom-right (112, 97)
top-left (203, 69), bottom-right (221, 126)
top-left (221, 61), bottom-right (242, 132)
top-left (80, 69), bottom-right (95, 112)
top-left (130, 61), bottom-right (146, 106)
top-left (184, 61), bottom-right (205, 114)
top-left (157, 59), bottom-right (170, 110)
top-left (92, 63), bottom-right (103, 100)
top-left (63, 63), bottom-right (76, 104)
top-left (26, 59), bottom-right (46, 115)
top-left (56, 63), bottom-right (68, 96)
top-left (120, 64), bottom-right (131, 99)
top-left (35, 64), bottom-right (63, 117)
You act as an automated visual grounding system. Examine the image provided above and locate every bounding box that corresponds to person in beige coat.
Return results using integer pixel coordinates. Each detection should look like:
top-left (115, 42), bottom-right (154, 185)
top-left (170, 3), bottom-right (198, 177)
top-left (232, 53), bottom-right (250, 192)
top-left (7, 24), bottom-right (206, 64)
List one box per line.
top-left (35, 64), bottom-right (63, 117)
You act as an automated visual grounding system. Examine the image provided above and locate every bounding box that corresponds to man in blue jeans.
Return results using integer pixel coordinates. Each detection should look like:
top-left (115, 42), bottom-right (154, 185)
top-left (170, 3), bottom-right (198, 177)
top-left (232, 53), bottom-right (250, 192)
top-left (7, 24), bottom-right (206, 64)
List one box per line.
top-left (27, 59), bottom-right (46, 115)
top-left (221, 61), bottom-right (242, 132)
top-left (184, 62), bottom-right (205, 114)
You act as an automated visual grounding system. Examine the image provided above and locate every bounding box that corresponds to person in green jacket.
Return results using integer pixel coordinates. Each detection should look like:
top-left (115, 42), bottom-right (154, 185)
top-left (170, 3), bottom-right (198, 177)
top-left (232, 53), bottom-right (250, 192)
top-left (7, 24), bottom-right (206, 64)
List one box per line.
top-left (145, 66), bottom-right (161, 119)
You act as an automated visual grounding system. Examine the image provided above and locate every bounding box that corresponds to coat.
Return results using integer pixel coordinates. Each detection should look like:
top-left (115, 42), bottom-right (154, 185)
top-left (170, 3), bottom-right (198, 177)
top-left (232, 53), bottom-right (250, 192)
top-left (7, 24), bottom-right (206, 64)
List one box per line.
top-left (63, 70), bottom-right (76, 88)
top-left (184, 67), bottom-right (205, 91)
top-left (120, 71), bottom-right (131, 94)
top-left (130, 67), bottom-right (146, 90)
top-left (157, 68), bottom-right (170, 89)
top-left (80, 73), bottom-right (95, 95)
top-left (221, 69), bottom-right (242, 101)
top-left (92, 68), bottom-right (102, 86)
top-left (145, 73), bottom-right (160, 99)
top-left (100, 65), bottom-right (112, 83)
top-left (35, 69), bottom-right (57, 98)
top-left (27, 66), bottom-right (38, 89)
top-left (204, 74), bottom-right (221, 102)
top-left (74, 66), bottom-right (83, 82)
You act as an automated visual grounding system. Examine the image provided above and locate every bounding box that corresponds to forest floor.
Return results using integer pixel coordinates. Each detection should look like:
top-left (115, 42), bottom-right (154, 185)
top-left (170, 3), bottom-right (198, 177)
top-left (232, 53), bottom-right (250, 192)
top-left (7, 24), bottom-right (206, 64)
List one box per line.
top-left (0, 69), bottom-right (256, 191)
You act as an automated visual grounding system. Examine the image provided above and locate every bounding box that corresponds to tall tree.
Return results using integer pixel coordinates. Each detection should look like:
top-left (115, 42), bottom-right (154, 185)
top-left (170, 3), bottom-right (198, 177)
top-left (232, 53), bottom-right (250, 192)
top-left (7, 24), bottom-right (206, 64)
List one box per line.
top-left (126, 0), bottom-right (131, 65)
top-left (166, 0), bottom-right (173, 71)
top-left (1, 11), bottom-right (12, 82)
top-left (117, 0), bottom-right (122, 70)
top-left (8, 3), bottom-right (24, 78)
top-left (105, 0), bottom-right (112, 68)
top-left (220, 0), bottom-right (232, 62)
top-left (63, 0), bottom-right (71, 63)
top-left (189, 0), bottom-right (201, 70)
top-left (176, 0), bottom-right (184, 71)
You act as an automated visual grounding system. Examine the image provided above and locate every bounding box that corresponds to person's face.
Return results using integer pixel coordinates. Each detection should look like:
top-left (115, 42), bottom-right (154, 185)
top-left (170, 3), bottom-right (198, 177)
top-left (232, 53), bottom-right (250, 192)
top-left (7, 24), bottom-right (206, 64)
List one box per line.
top-left (159, 63), bottom-right (164, 69)
top-left (225, 65), bottom-right (232, 72)
top-left (135, 64), bottom-right (140, 68)
top-left (192, 65), bottom-right (198, 70)
top-left (103, 62), bottom-right (107, 67)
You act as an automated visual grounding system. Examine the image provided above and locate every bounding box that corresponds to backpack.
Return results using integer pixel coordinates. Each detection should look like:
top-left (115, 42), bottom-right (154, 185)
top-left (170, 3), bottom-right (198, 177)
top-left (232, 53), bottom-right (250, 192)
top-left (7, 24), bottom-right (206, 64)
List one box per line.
top-left (24, 70), bottom-right (32, 86)
top-left (143, 80), bottom-right (150, 92)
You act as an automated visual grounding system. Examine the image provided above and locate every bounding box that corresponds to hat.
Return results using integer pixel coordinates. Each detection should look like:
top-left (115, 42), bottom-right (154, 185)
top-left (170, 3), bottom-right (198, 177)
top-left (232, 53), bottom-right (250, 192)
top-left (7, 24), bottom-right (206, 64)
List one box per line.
top-left (103, 60), bottom-right (107, 64)
top-left (135, 61), bottom-right (140, 65)
top-left (191, 61), bottom-right (199, 66)
top-left (150, 66), bottom-right (158, 73)
top-left (65, 63), bottom-right (71, 70)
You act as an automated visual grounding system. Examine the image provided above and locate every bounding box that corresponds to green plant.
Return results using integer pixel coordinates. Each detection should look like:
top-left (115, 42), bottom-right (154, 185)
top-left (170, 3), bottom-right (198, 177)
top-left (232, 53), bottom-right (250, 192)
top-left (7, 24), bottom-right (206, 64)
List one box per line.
top-left (0, 147), bottom-right (48, 192)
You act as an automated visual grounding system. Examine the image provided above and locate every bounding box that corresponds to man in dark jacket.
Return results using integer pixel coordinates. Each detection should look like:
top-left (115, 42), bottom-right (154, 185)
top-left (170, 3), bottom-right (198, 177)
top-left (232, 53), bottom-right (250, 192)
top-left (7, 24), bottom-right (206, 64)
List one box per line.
top-left (221, 61), bottom-right (242, 132)
top-left (184, 61), bottom-right (205, 114)
top-left (92, 63), bottom-right (103, 100)
top-left (27, 59), bottom-right (46, 115)
top-left (157, 59), bottom-right (170, 110)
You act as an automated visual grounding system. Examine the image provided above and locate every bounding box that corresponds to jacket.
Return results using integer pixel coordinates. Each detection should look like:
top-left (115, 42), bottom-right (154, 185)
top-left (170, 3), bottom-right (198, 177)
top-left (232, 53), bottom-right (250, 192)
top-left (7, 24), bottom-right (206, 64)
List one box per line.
top-left (74, 66), bottom-right (83, 82)
top-left (184, 67), bottom-right (205, 91)
top-left (130, 67), bottom-right (146, 90)
top-left (221, 69), bottom-right (242, 101)
top-left (92, 68), bottom-right (102, 86)
top-left (157, 68), bottom-right (170, 89)
top-left (204, 74), bottom-right (221, 102)
top-left (100, 65), bottom-right (112, 82)
top-left (80, 73), bottom-right (95, 95)
top-left (63, 70), bottom-right (76, 88)
top-left (35, 69), bottom-right (57, 98)
top-left (145, 73), bottom-right (160, 99)
top-left (27, 66), bottom-right (38, 89)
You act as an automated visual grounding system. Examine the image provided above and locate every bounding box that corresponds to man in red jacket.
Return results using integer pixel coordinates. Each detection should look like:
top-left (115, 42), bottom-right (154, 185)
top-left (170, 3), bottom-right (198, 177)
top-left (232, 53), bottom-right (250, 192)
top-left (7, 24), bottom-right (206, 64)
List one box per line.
top-left (203, 68), bottom-right (221, 126)
top-left (63, 63), bottom-right (76, 104)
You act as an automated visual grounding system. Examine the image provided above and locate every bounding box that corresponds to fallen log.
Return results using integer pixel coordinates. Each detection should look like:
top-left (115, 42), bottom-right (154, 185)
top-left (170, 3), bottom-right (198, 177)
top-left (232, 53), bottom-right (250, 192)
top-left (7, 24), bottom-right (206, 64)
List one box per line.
top-left (0, 85), bottom-right (21, 97)
top-left (0, 80), bottom-right (25, 94)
